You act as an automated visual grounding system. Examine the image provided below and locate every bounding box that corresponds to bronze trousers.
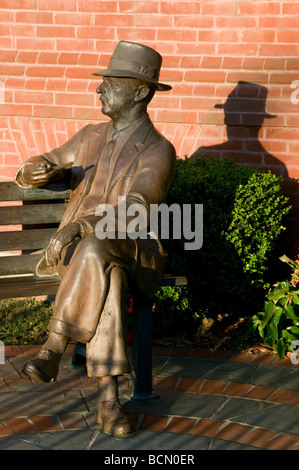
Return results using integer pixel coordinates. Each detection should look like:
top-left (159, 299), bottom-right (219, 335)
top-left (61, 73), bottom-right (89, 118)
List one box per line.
top-left (48, 235), bottom-right (139, 377)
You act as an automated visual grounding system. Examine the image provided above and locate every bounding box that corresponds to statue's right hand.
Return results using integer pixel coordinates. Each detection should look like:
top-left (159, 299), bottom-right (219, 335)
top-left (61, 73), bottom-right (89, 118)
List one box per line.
top-left (22, 161), bottom-right (54, 187)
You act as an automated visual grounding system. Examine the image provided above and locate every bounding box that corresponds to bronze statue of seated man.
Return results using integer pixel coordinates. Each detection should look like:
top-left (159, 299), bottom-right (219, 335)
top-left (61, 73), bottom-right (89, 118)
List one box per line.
top-left (15, 41), bottom-right (176, 437)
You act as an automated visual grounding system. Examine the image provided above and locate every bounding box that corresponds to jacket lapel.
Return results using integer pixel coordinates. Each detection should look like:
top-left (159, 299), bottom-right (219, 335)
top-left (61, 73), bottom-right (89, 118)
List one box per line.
top-left (61, 122), bottom-right (111, 226)
top-left (108, 117), bottom-right (154, 193)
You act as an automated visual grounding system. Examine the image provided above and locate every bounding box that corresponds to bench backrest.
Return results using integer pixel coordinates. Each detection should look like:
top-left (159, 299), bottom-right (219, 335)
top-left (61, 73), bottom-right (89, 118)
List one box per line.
top-left (0, 181), bottom-right (70, 277)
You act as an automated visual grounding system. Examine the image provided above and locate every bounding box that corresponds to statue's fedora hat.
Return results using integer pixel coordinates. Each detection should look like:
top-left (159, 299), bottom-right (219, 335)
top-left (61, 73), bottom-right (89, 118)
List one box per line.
top-left (93, 40), bottom-right (172, 91)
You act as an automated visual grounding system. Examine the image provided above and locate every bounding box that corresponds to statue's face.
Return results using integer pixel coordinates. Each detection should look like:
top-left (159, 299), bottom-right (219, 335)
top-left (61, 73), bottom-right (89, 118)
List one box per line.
top-left (97, 77), bottom-right (140, 119)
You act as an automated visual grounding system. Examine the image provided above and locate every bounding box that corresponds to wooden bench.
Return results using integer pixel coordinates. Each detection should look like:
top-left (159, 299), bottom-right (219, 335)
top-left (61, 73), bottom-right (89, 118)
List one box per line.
top-left (0, 181), bottom-right (187, 400)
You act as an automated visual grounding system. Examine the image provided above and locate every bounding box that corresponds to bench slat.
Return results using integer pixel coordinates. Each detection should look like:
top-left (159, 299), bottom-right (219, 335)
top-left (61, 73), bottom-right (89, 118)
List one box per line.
top-left (0, 181), bottom-right (70, 202)
top-left (0, 254), bottom-right (43, 275)
top-left (0, 203), bottom-right (68, 226)
top-left (0, 275), bottom-right (61, 299)
top-left (163, 275), bottom-right (188, 286)
top-left (0, 228), bottom-right (57, 251)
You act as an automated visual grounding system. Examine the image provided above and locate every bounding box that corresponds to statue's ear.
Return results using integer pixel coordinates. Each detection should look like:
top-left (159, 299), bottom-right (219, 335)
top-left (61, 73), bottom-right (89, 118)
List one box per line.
top-left (134, 84), bottom-right (151, 103)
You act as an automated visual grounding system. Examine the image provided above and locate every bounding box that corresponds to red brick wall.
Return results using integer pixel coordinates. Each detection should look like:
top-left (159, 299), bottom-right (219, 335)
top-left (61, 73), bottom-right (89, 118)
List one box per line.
top-left (0, 0), bottom-right (298, 256)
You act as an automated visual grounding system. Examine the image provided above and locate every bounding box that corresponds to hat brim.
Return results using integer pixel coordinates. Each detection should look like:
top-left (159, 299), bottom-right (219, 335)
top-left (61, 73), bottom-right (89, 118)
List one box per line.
top-left (93, 68), bottom-right (172, 91)
top-left (214, 103), bottom-right (276, 118)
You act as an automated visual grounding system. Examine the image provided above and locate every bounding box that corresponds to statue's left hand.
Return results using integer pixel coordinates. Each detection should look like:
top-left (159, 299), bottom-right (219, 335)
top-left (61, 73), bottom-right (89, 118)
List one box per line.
top-left (45, 222), bottom-right (80, 267)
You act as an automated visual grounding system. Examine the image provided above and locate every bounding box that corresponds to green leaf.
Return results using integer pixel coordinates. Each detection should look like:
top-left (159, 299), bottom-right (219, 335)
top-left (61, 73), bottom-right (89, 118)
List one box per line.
top-left (262, 302), bottom-right (276, 328)
top-left (282, 330), bottom-right (298, 343)
top-left (292, 293), bottom-right (299, 305)
top-left (285, 303), bottom-right (298, 321)
top-left (245, 315), bottom-right (261, 334)
top-left (286, 326), bottom-right (299, 336)
top-left (267, 290), bottom-right (288, 303)
top-left (279, 254), bottom-right (293, 264)
top-left (258, 323), bottom-right (265, 338)
top-left (277, 338), bottom-right (287, 359)
top-left (268, 320), bottom-right (278, 341)
top-left (273, 307), bottom-right (283, 326)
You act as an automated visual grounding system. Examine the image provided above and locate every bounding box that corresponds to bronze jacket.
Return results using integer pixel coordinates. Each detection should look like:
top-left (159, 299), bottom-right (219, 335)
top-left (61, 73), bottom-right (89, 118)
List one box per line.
top-left (15, 115), bottom-right (176, 294)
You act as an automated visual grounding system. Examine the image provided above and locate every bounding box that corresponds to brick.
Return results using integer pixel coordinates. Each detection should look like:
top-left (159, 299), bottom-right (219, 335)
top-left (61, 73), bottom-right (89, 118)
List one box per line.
top-left (184, 70), bottom-right (226, 83)
top-left (0, 0), bottom-right (35, 7)
top-left (245, 385), bottom-right (277, 401)
top-left (216, 16), bottom-right (257, 28)
top-left (33, 105), bottom-right (73, 119)
top-left (199, 380), bottom-right (226, 394)
top-left (25, 79), bottom-right (47, 90)
top-left (0, 50), bottom-right (18, 63)
top-left (58, 414), bottom-right (88, 430)
top-left (189, 419), bottom-right (223, 437)
top-left (240, 428), bottom-right (279, 448)
top-left (120, 28), bottom-right (156, 42)
top-left (201, 2), bottom-right (238, 15)
top-left (221, 382), bottom-right (252, 397)
top-left (259, 44), bottom-right (299, 57)
top-left (77, 26), bottom-right (116, 40)
top-left (2, 418), bottom-right (38, 434)
top-left (16, 38), bottom-right (56, 51)
top-left (0, 422), bottom-right (15, 436)
top-left (277, 30), bottom-right (299, 43)
top-left (119, 1), bottom-right (159, 14)
top-left (164, 416), bottom-right (196, 434)
top-left (4, 345), bottom-right (22, 357)
top-left (16, 11), bottom-right (54, 24)
top-left (55, 93), bottom-right (94, 107)
top-left (0, 64), bottom-right (25, 76)
top-left (257, 2), bottom-right (281, 15)
top-left (210, 350), bottom-right (234, 361)
top-left (265, 433), bottom-right (299, 451)
top-left (38, 0), bottom-right (78, 10)
top-left (56, 375), bottom-right (83, 389)
top-left (174, 16), bottom-right (213, 28)
top-left (17, 91), bottom-right (53, 105)
top-left (241, 30), bottom-right (275, 43)
top-left (267, 389), bottom-right (299, 405)
top-left (153, 377), bottom-right (178, 391)
top-left (37, 52), bottom-right (59, 65)
top-left (160, 2), bottom-right (201, 15)
top-left (176, 378), bottom-right (203, 393)
top-left (139, 414), bottom-right (168, 431)
top-left (218, 44), bottom-right (258, 56)
top-left (26, 66), bottom-right (65, 78)
top-left (78, 0), bottom-right (118, 13)
top-left (29, 415), bottom-right (62, 432)
top-left (54, 12), bottom-right (94, 25)
top-left (20, 345), bottom-right (41, 356)
top-left (214, 422), bottom-right (253, 443)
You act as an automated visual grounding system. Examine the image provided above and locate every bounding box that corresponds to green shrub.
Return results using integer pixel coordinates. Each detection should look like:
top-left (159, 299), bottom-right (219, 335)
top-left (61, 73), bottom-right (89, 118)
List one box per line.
top-left (156, 156), bottom-right (291, 330)
top-left (247, 255), bottom-right (299, 358)
top-left (153, 286), bottom-right (201, 339)
top-left (0, 298), bottom-right (53, 345)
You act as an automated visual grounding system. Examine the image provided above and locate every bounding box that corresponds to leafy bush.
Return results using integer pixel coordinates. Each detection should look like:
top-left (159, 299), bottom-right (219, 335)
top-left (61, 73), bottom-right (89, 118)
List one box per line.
top-left (156, 156), bottom-right (291, 328)
top-left (153, 286), bottom-right (201, 339)
top-left (247, 255), bottom-right (299, 358)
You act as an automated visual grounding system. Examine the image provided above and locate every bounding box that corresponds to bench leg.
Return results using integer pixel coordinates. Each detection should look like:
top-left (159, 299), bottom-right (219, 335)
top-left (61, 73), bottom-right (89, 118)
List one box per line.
top-left (71, 341), bottom-right (86, 369)
top-left (131, 293), bottom-right (158, 401)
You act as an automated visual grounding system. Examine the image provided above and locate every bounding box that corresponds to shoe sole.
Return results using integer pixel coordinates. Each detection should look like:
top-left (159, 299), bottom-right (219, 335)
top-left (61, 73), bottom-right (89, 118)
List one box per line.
top-left (22, 363), bottom-right (54, 383)
top-left (96, 422), bottom-right (136, 438)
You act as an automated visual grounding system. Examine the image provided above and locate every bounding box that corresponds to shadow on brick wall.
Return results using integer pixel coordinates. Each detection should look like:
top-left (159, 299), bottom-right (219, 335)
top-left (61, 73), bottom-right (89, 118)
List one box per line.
top-left (192, 81), bottom-right (285, 174)
top-left (192, 81), bottom-right (299, 259)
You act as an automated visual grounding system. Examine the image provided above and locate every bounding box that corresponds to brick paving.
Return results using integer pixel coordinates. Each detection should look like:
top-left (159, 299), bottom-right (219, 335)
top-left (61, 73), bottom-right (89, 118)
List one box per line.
top-left (0, 344), bottom-right (298, 450)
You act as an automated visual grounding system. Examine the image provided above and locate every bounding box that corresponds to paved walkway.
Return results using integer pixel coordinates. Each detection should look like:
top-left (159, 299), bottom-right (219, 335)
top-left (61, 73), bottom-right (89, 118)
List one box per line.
top-left (0, 344), bottom-right (298, 451)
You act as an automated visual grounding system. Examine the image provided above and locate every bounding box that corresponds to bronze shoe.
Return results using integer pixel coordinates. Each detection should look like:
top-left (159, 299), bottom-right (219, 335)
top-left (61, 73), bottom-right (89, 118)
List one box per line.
top-left (22, 348), bottom-right (62, 383)
top-left (96, 400), bottom-right (135, 438)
